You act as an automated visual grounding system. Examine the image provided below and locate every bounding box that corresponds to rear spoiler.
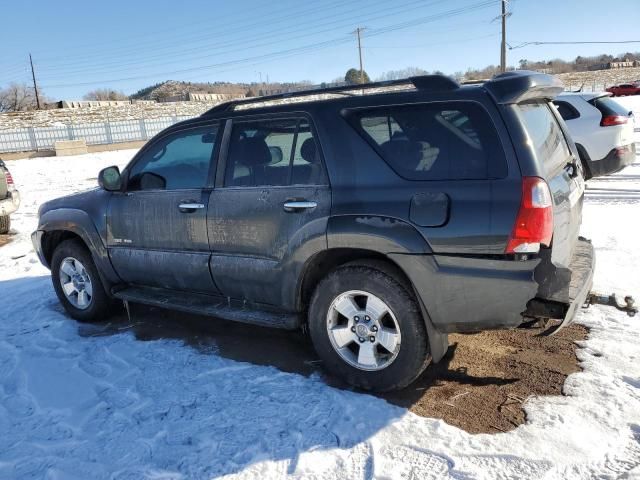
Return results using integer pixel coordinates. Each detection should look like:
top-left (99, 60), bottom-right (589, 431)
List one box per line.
top-left (483, 70), bottom-right (564, 105)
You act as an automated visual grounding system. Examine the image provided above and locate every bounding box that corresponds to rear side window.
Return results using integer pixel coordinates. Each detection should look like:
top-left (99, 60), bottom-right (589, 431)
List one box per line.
top-left (225, 118), bottom-right (327, 187)
top-left (589, 96), bottom-right (630, 117)
top-left (353, 102), bottom-right (506, 180)
top-left (553, 100), bottom-right (580, 121)
top-left (516, 102), bottom-right (571, 174)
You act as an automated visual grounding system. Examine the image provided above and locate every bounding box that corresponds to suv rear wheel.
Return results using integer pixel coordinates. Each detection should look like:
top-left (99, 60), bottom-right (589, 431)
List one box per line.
top-left (51, 239), bottom-right (111, 322)
top-left (308, 263), bottom-right (430, 391)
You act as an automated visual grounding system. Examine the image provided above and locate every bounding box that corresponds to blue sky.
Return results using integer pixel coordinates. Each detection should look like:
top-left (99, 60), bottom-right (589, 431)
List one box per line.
top-left (2, 0), bottom-right (639, 100)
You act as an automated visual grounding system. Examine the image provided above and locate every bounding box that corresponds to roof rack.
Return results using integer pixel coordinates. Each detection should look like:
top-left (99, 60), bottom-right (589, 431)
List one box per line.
top-left (202, 74), bottom-right (460, 116)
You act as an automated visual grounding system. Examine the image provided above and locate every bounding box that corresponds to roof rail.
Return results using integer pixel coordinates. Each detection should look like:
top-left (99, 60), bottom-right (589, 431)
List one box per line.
top-left (202, 74), bottom-right (460, 116)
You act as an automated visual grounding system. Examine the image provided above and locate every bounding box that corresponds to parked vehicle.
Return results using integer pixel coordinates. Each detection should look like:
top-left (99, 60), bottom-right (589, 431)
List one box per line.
top-left (606, 82), bottom-right (640, 97)
top-left (32, 71), bottom-right (594, 392)
top-left (553, 92), bottom-right (635, 179)
top-left (0, 160), bottom-right (20, 234)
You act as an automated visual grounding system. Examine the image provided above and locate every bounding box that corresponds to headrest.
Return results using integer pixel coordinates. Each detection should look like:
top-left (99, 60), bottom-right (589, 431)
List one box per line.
top-left (232, 137), bottom-right (272, 167)
top-left (300, 138), bottom-right (318, 164)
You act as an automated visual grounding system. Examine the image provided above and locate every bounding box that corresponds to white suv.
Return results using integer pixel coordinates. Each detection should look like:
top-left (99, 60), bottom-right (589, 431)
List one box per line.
top-left (553, 92), bottom-right (635, 179)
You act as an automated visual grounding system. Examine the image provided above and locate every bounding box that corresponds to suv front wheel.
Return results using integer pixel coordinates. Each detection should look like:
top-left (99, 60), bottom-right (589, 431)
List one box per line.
top-left (308, 263), bottom-right (430, 391)
top-left (51, 239), bottom-right (111, 322)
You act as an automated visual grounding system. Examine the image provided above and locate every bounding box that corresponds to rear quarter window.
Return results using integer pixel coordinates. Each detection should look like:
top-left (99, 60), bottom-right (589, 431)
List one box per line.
top-left (589, 96), bottom-right (631, 117)
top-left (350, 101), bottom-right (507, 180)
top-left (516, 102), bottom-right (572, 175)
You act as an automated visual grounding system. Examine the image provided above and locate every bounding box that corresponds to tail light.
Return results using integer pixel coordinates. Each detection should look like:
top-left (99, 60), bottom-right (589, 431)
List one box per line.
top-left (505, 177), bottom-right (554, 254)
top-left (600, 115), bottom-right (628, 127)
top-left (3, 168), bottom-right (15, 190)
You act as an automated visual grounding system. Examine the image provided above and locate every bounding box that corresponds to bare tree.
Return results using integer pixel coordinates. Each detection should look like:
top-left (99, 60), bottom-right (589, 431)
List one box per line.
top-left (0, 82), bottom-right (43, 112)
top-left (83, 89), bottom-right (129, 101)
top-left (377, 67), bottom-right (428, 81)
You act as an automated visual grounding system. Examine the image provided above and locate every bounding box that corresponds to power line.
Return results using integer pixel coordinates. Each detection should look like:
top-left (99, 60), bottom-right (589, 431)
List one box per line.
top-left (39, 0), bottom-right (497, 89)
top-left (509, 40), bottom-right (640, 50)
top-left (36, 0), bottom-right (445, 78)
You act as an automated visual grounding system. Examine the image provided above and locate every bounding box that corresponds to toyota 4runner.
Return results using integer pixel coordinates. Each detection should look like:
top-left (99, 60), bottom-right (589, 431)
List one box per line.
top-left (33, 71), bottom-right (594, 392)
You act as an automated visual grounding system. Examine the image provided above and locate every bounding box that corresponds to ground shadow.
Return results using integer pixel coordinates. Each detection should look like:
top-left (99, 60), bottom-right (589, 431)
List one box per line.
top-left (80, 302), bottom-right (517, 399)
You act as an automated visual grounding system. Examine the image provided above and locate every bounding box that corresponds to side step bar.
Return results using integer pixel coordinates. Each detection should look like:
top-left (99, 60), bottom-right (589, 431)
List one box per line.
top-left (113, 286), bottom-right (301, 330)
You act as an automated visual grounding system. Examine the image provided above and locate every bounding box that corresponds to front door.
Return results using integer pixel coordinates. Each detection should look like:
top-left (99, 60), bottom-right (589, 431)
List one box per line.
top-left (107, 121), bottom-right (221, 293)
top-left (208, 116), bottom-right (330, 306)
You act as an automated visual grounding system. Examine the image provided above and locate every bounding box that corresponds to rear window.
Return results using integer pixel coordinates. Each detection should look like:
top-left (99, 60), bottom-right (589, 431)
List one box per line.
top-left (352, 102), bottom-right (506, 180)
top-left (589, 96), bottom-right (630, 117)
top-left (516, 102), bottom-right (572, 174)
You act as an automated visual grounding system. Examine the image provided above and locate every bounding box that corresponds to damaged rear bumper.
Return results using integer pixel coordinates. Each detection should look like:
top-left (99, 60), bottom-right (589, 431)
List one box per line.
top-left (524, 238), bottom-right (595, 332)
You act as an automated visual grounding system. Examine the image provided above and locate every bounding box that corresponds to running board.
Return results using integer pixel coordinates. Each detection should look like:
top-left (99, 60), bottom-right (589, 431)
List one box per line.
top-left (113, 286), bottom-right (301, 330)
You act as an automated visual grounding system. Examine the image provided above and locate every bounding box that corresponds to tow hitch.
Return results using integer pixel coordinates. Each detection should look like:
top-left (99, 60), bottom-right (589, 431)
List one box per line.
top-left (584, 292), bottom-right (637, 317)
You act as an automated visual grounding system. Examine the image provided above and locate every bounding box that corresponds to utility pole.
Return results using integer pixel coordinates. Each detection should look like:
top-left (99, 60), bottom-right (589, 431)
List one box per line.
top-left (29, 53), bottom-right (41, 110)
top-left (500, 0), bottom-right (507, 73)
top-left (353, 27), bottom-right (366, 84)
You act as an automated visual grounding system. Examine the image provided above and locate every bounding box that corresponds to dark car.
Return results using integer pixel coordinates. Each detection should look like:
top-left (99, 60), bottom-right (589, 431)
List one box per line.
top-left (606, 82), bottom-right (640, 96)
top-left (32, 71), bottom-right (594, 392)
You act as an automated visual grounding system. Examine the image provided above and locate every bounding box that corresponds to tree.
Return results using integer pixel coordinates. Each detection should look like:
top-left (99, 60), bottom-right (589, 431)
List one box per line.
top-left (0, 82), bottom-right (44, 112)
top-left (377, 67), bottom-right (428, 81)
top-left (83, 89), bottom-right (129, 101)
top-left (344, 68), bottom-right (370, 85)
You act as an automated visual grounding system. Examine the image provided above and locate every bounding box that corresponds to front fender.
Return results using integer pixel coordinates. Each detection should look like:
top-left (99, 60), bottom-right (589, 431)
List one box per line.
top-left (35, 208), bottom-right (120, 286)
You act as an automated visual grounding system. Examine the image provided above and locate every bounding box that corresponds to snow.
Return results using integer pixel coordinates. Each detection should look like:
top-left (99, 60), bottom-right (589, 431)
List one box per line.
top-left (0, 148), bottom-right (639, 479)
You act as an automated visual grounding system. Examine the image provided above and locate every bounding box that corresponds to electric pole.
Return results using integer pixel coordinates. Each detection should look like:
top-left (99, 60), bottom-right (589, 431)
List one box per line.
top-left (353, 27), bottom-right (366, 84)
top-left (500, 0), bottom-right (507, 73)
top-left (29, 53), bottom-right (41, 110)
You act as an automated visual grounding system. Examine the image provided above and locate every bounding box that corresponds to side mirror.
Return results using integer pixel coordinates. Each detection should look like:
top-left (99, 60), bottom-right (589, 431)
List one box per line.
top-left (98, 166), bottom-right (122, 191)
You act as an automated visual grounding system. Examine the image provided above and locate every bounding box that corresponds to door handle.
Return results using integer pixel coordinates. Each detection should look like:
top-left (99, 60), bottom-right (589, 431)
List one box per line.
top-left (283, 200), bottom-right (317, 212)
top-left (178, 202), bottom-right (205, 212)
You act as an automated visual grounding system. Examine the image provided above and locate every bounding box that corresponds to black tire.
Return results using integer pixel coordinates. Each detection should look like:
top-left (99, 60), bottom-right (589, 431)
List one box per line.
top-left (0, 215), bottom-right (9, 235)
top-left (51, 239), bottom-right (112, 322)
top-left (308, 263), bottom-right (430, 392)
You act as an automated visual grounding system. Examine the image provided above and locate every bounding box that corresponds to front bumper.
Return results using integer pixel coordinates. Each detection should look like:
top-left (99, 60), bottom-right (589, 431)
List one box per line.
top-left (525, 238), bottom-right (595, 331)
top-left (589, 144), bottom-right (636, 178)
top-left (0, 190), bottom-right (20, 216)
top-left (31, 230), bottom-right (49, 268)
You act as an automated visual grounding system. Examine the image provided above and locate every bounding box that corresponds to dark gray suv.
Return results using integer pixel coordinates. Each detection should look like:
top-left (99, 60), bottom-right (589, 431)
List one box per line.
top-left (33, 71), bottom-right (594, 391)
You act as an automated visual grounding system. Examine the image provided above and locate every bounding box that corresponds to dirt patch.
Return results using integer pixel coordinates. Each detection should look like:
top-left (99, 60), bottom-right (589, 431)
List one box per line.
top-left (381, 324), bottom-right (588, 434)
top-left (0, 234), bottom-right (12, 248)
top-left (79, 304), bottom-right (588, 434)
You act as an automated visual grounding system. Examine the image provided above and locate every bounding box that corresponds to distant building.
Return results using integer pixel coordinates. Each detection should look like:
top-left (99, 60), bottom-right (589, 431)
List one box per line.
top-left (588, 58), bottom-right (640, 71)
top-left (158, 92), bottom-right (242, 103)
top-left (45, 100), bottom-right (154, 109)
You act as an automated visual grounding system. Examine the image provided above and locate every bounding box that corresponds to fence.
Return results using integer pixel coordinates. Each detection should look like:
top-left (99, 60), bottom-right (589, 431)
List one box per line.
top-left (0, 115), bottom-right (193, 154)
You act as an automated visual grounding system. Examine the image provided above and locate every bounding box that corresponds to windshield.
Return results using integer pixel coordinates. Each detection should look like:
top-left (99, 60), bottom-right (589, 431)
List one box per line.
top-left (516, 102), bottom-right (572, 175)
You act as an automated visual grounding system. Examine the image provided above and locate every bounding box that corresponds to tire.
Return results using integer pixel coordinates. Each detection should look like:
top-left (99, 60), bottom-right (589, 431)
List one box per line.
top-left (308, 263), bottom-right (430, 391)
top-left (51, 239), bottom-right (112, 322)
top-left (0, 215), bottom-right (9, 234)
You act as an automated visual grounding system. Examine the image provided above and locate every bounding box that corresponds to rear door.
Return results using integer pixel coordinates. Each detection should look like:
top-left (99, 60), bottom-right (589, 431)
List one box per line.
top-left (107, 121), bottom-right (221, 293)
top-left (515, 102), bottom-right (583, 267)
top-left (207, 115), bottom-right (330, 306)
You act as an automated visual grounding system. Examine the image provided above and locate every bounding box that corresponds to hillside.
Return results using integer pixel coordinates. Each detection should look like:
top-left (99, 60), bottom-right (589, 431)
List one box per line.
top-left (556, 67), bottom-right (640, 90)
top-left (130, 80), bottom-right (249, 101)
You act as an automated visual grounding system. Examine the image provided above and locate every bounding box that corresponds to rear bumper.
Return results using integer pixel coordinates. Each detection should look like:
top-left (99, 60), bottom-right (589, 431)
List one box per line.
top-left (389, 252), bottom-right (540, 333)
top-left (525, 238), bottom-right (595, 330)
top-left (589, 144), bottom-right (635, 178)
top-left (389, 238), bottom-right (594, 335)
top-left (0, 190), bottom-right (20, 216)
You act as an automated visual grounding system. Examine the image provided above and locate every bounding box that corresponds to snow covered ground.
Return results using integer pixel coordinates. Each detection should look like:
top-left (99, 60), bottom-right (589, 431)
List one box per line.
top-left (0, 145), bottom-right (639, 480)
